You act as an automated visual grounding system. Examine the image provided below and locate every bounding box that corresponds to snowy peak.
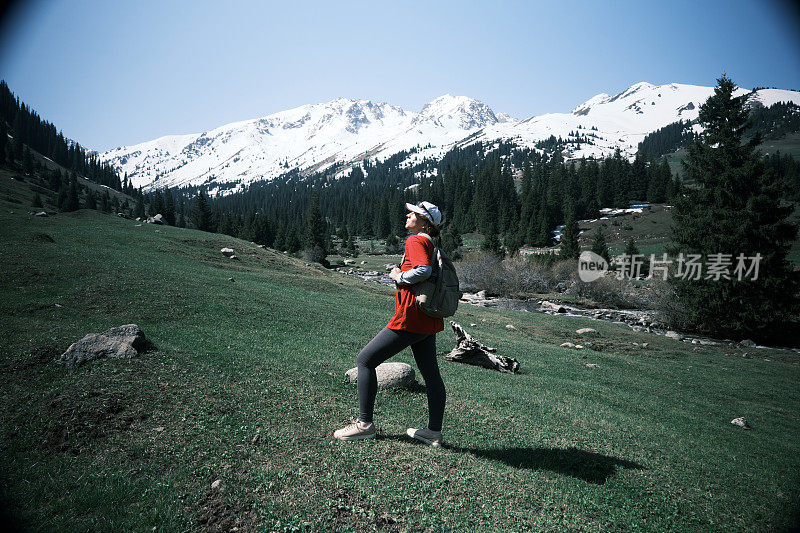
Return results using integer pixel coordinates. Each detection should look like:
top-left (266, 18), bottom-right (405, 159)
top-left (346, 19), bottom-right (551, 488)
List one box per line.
top-left (100, 82), bottom-right (800, 194)
top-left (414, 94), bottom-right (499, 130)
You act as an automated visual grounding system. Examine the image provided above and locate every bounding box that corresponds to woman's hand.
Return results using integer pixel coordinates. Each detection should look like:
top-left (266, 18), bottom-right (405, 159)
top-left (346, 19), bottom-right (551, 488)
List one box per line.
top-left (389, 267), bottom-right (401, 283)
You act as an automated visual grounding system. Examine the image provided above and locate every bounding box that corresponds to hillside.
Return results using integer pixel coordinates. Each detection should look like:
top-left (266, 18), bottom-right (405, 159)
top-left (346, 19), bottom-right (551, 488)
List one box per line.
top-left (1, 173), bottom-right (799, 530)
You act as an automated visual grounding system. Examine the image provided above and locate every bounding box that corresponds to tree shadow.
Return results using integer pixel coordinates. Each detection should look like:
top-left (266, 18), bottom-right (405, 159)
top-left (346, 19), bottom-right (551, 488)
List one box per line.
top-left (446, 445), bottom-right (646, 484)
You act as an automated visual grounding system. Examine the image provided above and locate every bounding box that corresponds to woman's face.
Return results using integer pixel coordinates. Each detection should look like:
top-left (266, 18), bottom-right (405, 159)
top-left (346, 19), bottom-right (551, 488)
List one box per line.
top-left (405, 211), bottom-right (427, 232)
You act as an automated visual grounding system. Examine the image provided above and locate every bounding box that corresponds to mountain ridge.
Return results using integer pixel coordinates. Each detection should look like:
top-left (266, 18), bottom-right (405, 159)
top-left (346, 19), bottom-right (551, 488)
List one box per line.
top-left (99, 83), bottom-right (800, 193)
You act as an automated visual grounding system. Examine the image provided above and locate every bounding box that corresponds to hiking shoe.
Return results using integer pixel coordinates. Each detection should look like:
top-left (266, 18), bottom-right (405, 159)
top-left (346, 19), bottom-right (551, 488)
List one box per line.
top-left (406, 427), bottom-right (442, 447)
top-left (334, 420), bottom-right (376, 441)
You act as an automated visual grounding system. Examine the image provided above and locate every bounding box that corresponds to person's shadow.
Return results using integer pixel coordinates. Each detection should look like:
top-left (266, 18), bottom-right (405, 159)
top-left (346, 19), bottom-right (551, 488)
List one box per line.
top-left (393, 436), bottom-right (645, 484)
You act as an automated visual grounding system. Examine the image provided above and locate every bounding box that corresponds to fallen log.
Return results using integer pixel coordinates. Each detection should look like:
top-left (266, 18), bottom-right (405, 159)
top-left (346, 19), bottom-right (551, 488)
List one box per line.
top-left (443, 322), bottom-right (520, 374)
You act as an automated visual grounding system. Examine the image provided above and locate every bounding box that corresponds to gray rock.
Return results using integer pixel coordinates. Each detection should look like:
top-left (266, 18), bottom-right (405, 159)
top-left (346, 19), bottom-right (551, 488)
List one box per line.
top-left (35, 211), bottom-right (48, 217)
top-left (220, 248), bottom-right (235, 257)
top-left (146, 214), bottom-right (164, 225)
top-left (505, 324), bottom-right (517, 331)
top-left (730, 417), bottom-right (751, 429)
top-left (740, 339), bottom-right (757, 348)
top-left (477, 290), bottom-right (487, 299)
top-left (360, 260), bottom-right (367, 265)
top-left (541, 300), bottom-right (565, 313)
top-left (665, 331), bottom-right (683, 341)
top-left (576, 328), bottom-right (598, 335)
top-left (58, 324), bottom-right (147, 367)
top-left (560, 342), bottom-right (575, 348)
top-left (343, 259), bottom-right (356, 265)
top-left (345, 362), bottom-right (416, 389)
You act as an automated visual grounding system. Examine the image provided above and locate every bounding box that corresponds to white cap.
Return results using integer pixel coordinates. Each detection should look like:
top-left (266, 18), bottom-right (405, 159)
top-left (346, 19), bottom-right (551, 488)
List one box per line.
top-left (406, 201), bottom-right (442, 227)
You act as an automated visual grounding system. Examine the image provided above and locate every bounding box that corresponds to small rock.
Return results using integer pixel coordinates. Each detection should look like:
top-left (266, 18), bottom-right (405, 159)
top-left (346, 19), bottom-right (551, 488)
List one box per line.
top-left (34, 211), bottom-right (48, 217)
top-left (739, 339), bottom-right (757, 348)
top-left (230, 255), bottom-right (238, 260)
top-left (665, 331), bottom-right (683, 341)
top-left (211, 479), bottom-right (222, 490)
top-left (154, 229), bottom-right (162, 234)
top-left (360, 260), bottom-right (367, 265)
top-left (477, 290), bottom-right (487, 298)
top-left (470, 323), bottom-right (477, 327)
top-left (631, 325), bottom-right (645, 332)
top-left (730, 417), bottom-right (751, 429)
top-left (742, 352), bottom-right (751, 359)
top-left (228, 277), bottom-right (235, 282)
top-left (135, 224), bottom-right (142, 227)
top-left (154, 427), bottom-right (165, 432)
top-left (585, 363), bottom-right (599, 369)
top-left (252, 434), bottom-right (261, 445)
top-left (54, 303), bottom-right (62, 308)
top-left (345, 362), bottom-right (416, 389)
top-left (575, 345), bottom-right (583, 349)
top-left (642, 342), bottom-right (649, 348)
top-left (505, 324), bottom-right (517, 330)
top-left (220, 248), bottom-right (235, 257)
top-left (576, 328), bottom-right (598, 335)
top-left (560, 342), bottom-right (575, 348)
top-left (146, 214), bottom-right (165, 225)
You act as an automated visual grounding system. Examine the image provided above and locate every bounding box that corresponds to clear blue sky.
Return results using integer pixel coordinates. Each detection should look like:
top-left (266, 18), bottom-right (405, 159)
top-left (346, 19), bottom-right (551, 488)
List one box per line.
top-left (1, 0), bottom-right (799, 152)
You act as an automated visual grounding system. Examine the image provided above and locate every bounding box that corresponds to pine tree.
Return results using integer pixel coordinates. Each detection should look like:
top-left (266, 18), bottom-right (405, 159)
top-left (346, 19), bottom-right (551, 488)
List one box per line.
top-left (84, 189), bottom-right (97, 210)
top-left (31, 191), bottom-right (42, 208)
top-left (190, 190), bottom-right (215, 232)
top-left (559, 209), bottom-right (580, 259)
top-left (590, 227), bottom-right (610, 263)
top-left (481, 222), bottom-right (504, 258)
top-left (669, 75), bottom-right (799, 340)
top-left (440, 225), bottom-right (463, 260)
top-left (305, 191), bottom-right (328, 262)
top-left (624, 237), bottom-right (639, 257)
top-left (63, 174), bottom-right (80, 212)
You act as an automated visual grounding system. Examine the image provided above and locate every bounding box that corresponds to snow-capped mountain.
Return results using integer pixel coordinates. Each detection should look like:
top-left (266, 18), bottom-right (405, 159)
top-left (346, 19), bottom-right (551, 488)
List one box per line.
top-left (99, 83), bottom-right (800, 193)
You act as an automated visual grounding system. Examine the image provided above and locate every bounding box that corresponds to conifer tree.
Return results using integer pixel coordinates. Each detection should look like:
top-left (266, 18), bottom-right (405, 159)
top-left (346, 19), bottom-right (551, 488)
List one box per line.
top-left (31, 191), bottom-right (42, 208)
top-left (84, 189), bottom-right (96, 210)
top-left (440, 225), bottom-right (463, 260)
top-left (305, 191), bottom-right (328, 262)
top-left (670, 75), bottom-right (799, 340)
top-left (624, 237), bottom-right (639, 257)
top-left (190, 190), bottom-right (215, 232)
top-left (559, 209), bottom-right (580, 259)
top-left (590, 227), bottom-right (610, 263)
top-left (64, 174), bottom-right (79, 212)
top-left (481, 222), bottom-right (504, 258)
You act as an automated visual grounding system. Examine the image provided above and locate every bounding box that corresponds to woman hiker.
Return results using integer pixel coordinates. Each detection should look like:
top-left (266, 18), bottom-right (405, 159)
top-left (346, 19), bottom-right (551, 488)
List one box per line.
top-left (334, 201), bottom-right (446, 447)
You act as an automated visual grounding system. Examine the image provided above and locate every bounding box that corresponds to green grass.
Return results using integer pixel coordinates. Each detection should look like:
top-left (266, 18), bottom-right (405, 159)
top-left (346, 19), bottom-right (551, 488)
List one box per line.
top-left (1, 174), bottom-right (800, 531)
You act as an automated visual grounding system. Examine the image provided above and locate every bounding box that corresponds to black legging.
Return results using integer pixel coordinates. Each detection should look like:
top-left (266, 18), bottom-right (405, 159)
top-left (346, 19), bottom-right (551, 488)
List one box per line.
top-left (356, 327), bottom-right (446, 431)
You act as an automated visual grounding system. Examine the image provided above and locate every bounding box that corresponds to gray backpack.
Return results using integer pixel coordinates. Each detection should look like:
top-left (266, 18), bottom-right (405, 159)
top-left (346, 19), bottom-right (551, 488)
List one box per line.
top-left (402, 238), bottom-right (462, 318)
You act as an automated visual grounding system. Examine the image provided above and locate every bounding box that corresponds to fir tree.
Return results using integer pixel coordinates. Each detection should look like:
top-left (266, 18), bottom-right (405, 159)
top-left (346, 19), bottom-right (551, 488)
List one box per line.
top-left (305, 191), bottom-right (328, 262)
top-left (481, 222), bottom-right (504, 258)
top-left (31, 191), bottom-right (42, 208)
top-left (84, 189), bottom-right (97, 210)
top-left (559, 209), bottom-right (580, 260)
top-left (440, 225), bottom-right (463, 260)
top-left (670, 75), bottom-right (799, 340)
top-left (63, 174), bottom-right (80, 212)
top-left (590, 227), bottom-right (610, 263)
top-left (190, 190), bottom-right (215, 232)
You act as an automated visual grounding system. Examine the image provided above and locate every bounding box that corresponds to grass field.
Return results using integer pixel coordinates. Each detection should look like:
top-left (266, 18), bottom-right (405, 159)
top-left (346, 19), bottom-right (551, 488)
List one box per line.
top-left (1, 175), bottom-right (800, 531)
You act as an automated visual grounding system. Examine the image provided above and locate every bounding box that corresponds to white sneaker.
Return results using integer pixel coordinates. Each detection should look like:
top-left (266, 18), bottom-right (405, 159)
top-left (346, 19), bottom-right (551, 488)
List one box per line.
top-left (334, 420), bottom-right (376, 441)
top-left (406, 427), bottom-right (442, 447)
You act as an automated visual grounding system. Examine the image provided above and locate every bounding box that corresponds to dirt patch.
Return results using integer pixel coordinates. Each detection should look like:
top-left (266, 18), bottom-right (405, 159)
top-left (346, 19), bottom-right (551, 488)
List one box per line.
top-left (41, 389), bottom-right (150, 455)
top-left (193, 487), bottom-right (258, 532)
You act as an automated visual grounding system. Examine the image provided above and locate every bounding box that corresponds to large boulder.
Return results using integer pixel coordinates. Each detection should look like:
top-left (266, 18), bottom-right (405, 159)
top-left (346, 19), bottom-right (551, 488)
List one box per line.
top-left (345, 362), bottom-right (416, 389)
top-left (58, 324), bottom-right (147, 367)
top-left (146, 214), bottom-right (164, 225)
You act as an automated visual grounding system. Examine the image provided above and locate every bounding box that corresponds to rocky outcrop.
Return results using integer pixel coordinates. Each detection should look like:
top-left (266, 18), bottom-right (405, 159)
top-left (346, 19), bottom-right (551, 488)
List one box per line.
top-left (58, 324), bottom-right (148, 367)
